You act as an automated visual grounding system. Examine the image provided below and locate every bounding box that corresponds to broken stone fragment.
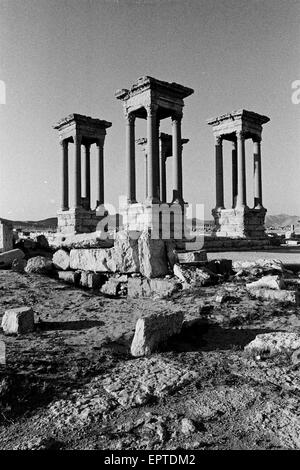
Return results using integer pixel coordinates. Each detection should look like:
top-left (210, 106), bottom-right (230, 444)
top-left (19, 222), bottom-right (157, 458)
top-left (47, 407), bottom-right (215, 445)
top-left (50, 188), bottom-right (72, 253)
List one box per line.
top-left (57, 270), bottom-right (80, 286)
top-left (0, 340), bottom-right (5, 365)
top-left (111, 230), bottom-right (140, 273)
top-left (69, 248), bottom-right (115, 272)
top-left (128, 277), bottom-right (181, 298)
top-left (248, 287), bottom-right (300, 305)
top-left (245, 332), bottom-right (300, 358)
top-left (25, 256), bottom-right (53, 274)
top-left (138, 230), bottom-right (169, 278)
top-left (232, 258), bottom-right (284, 275)
top-left (0, 248), bottom-right (25, 269)
top-left (130, 310), bottom-right (184, 357)
top-left (1, 307), bottom-right (35, 335)
top-left (53, 249), bottom-right (70, 271)
top-left (173, 263), bottom-right (216, 286)
top-left (101, 277), bottom-right (126, 296)
top-left (181, 417), bottom-right (197, 435)
top-left (246, 275), bottom-right (285, 291)
top-left (177, 249), bottom-right (208, 264)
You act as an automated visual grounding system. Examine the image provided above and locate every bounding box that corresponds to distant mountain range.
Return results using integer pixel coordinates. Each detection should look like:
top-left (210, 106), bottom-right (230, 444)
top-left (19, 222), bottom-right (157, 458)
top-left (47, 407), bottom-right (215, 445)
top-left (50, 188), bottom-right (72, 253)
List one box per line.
top-left (1, 213), bottom-right (299, 232)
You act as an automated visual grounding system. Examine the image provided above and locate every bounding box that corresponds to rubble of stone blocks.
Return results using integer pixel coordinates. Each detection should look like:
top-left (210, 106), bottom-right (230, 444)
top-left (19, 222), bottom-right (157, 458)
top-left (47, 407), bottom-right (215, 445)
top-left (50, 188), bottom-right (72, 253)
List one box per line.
top-left (1, 307), bottom-right (35, 335)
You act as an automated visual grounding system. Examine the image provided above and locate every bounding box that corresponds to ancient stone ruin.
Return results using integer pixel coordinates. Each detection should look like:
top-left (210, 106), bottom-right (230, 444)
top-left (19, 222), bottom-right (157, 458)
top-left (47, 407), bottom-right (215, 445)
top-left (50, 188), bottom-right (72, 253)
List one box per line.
top-left (207, 109), bottom-right (270, 240)
top-left (54, 113), bottom-right (112, 234)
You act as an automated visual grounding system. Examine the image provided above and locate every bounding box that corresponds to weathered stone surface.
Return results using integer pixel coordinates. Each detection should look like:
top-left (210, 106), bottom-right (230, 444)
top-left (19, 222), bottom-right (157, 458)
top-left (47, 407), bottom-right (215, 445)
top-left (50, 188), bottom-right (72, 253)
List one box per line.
top-left (69, 248), bottom-right (115, 272)
top-left (111, 230), bottom-right (140, 273)
top-left (101, 277), bottom-right (126, 296)
top-left (232, 258), bottom-right (284, 275)
top-left (79, 271), bottom-right (106, 289)
top-left (0, 221), bottom-right (13, 253)
top-left (291, 348), bottom-right (300, 365)
top-left (25, 256), bottom-right (53, 274)
top-left (245, 332), bottom-right (300, 358)
top-left (177, 250), bottom-right (207, 264)
top-left (128, 277), bottom-right (181, 298)
top-left (181, 418), bottom-right (197, 435)
top-left (246, 275), bottom-right (284, 291)
top-left (0, 249), bottom-right (25, 269)
top-left (11, 257), bottom-right (27, 273)
top-left (53, 249), bottom-right (70, 271)
top-left (173, 263), bottom-right (217, 286)
top-left (138, 230), bottom-right (169, 278)
top-left (52, 230), bottom-right (114, 250)
top-left (130, 310), bottom-right (184, 357)
top-left (248, 287), bottom-right (300, 305)
top-left (165, 240), bottom-right (178, 268)
top-left (58, 270), bottom-right (80, 285)
top-left (1, 307), bottom-right (34, 335)
top-left (0, 340), bottom-right (5, 365)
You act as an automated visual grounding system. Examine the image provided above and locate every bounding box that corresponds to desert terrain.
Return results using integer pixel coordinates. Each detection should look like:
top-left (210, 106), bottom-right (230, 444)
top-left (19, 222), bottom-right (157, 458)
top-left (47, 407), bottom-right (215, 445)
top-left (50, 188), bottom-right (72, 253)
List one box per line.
top-left (0, 250), bottom-right (300, 451)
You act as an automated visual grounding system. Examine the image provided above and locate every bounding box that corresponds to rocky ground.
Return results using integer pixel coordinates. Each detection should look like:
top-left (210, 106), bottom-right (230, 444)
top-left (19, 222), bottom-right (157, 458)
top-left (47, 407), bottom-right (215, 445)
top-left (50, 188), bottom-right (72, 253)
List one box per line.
top-left (0, 265), bottom-right (300, 450)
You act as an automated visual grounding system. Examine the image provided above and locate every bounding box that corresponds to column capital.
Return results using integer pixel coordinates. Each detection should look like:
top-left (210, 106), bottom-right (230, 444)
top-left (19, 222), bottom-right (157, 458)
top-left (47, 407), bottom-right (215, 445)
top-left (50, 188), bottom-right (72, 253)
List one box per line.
top-left (171, 111), bottom-right (183, 122)
top-left (84, 142), bottom-right (91, 150)
top-left (236, 130), bottom-right (246, 140)
top-left (125, 112), bottom-right (136, 124)
top-left (96, 138), bottom-right (104, 148)
top-left (60, 139), bottom-right (68, 148)
top-left (252, 135), bottom-right (262, 143)
top-left (73, 134), bottom-right (82, 144)
top-left (145, 103), bottom-right (158, 117)
top-left (214, 135), bottom-right (223, 146)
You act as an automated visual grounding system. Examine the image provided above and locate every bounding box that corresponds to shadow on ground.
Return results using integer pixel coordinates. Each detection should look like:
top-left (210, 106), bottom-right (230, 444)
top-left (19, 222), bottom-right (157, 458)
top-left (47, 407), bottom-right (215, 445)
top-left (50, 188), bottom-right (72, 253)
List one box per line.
top-left (162, 324), bottom-right (273, 353)
top-left (37, 320), bottom-right (105, 331)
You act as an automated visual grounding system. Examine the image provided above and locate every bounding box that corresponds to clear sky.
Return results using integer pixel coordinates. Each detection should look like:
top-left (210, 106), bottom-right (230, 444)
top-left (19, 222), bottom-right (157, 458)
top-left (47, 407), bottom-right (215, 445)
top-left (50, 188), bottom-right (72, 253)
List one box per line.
top-left (0, 0), bottom-right (299, 220)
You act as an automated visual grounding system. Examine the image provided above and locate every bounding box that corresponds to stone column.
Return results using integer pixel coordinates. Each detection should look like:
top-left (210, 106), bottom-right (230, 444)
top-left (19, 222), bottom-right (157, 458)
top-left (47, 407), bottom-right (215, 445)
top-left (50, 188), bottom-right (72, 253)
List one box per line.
top-left (125, 114), bottom-right (136, 203)
top-left (84, 143), bottom-right (91, 210)
top-left (145, 152), bottom-right (148, 199)
top-left (96, 140), bottom-right (104, 206)
top-left (74, 134), bottom-right (82, 209)
top-left (61, 140), bottom-right (69, 211)
top-left (236, 131), bottom-right (246, 208)
top-left (160, 144), bottom-right (167, 203)
top-left (146, 104), bottom-right (159, 201)
top-left (232, 140), bottom-right (238, 208)
top-left (253, 136), bottom-right (262, 208)
top-left (215, 136), bottom-right (224, 209)
top-left (172, 113), bottom-right (183, 202)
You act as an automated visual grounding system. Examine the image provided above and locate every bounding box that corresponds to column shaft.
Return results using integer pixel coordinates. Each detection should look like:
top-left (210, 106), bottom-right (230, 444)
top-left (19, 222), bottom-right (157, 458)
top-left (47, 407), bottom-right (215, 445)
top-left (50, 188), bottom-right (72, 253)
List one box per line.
top-left (215, 136), bottom-right (224, 209)
top-left (97, 140), bottom-right (104, 205)
top-left (74, 135), bottom-right (82, 208)
top-left (125, 114), bottom-right (136, 203)
top-left (145, 153), bottom-right (148, 199)
top-left (253, 138), bottom-right (262, 208)
top-left (61, 140), bottom-right (69, 211)
top-left (160, 149), bottom-right (167, 203)
top-left (236, 132), bottom-right (246, 207)
top-left (172, 114), bottom-right (183, 202)
top-left (84, 143), bottom-right (91, 209)
top-left (147, 105), bottom-right (159, 201)
top-left (232, 140), bottom-right (237, 208)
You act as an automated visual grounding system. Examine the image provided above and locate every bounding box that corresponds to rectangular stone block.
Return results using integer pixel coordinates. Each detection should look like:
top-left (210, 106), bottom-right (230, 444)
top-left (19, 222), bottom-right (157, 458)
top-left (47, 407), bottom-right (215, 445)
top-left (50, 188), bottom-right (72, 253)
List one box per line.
top-left (80, 271), bottom-right (106, 289)
top-left (127, 277), bottom-right (180, 298)
top-left (1, 307), bottom-right (34, 335)
top-left (248, 288), bottom-right (300, 305)
top-left (177, 250), bottom-right (207, 264)
top-left (130, 310), bottom-right (184, 357)
top-left (58, 270), bottom-right (80, 285)
top-left (0, 248), bottom-right (25, 269)
top-left (0, 222), bottom-right (13, 253)
top-left (69, 248), bottom-right (115, 272)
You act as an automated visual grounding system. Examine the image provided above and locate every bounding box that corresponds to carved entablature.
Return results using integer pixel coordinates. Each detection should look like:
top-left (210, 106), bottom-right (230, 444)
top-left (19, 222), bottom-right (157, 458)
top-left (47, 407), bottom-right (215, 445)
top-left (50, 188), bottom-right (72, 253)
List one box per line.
top-left (207, 109), bottom-right (270, 142)
top-left (53, 113), bottom-right (112, 145)
top-left (115, 76), bottom-right (194, 121)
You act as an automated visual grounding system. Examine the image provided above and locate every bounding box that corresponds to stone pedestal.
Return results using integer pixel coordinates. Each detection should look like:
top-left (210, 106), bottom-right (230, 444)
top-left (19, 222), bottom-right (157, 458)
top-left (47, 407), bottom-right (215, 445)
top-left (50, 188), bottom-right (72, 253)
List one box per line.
top-left (57, 208), bottom-right (103, 235)
top-left (0, 221), bottom-right (13, 253)
top-left (212, 206), bottom-right (267, 239)
top-left (120, 201), bottom-right (188, 240)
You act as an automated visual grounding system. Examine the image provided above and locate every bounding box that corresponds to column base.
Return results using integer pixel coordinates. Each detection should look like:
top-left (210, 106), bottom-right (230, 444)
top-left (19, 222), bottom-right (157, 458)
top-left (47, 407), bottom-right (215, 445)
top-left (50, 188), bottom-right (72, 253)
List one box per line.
top-left (57, 207), bottom-right (105, 235)
top-left (120, 201), bottom-right (189, 240)
top-left (212, 206), bottom-right (267, 239)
